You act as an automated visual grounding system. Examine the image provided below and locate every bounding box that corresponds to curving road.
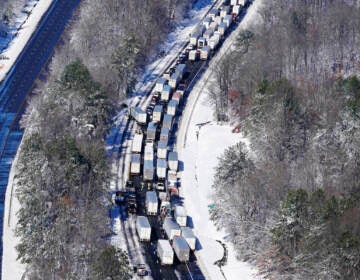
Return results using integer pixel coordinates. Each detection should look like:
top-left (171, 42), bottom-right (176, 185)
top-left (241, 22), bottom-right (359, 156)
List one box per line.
top-left (0, 0), bottom-right (80, 275)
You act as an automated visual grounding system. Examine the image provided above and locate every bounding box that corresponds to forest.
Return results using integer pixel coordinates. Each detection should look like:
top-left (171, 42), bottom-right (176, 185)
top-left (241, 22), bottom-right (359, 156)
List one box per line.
top-left (210, 0), bottom-right (360, 279)
top-left (13, 0), bottom-right (191, 278)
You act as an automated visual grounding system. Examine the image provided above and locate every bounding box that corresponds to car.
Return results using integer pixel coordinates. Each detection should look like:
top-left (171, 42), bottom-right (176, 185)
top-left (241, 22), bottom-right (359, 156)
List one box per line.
top-left (150, 100), bottom-right (156, 106)
top-left (136, 264), bottom-right (147, 277)
top-left (156, 182), bottom-right (165, 191)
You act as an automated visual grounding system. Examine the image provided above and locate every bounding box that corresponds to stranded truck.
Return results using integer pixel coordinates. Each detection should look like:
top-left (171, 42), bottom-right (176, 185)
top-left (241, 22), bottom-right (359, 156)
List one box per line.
top-left (174, 205), bottom-right (187, 227)
top-left (146, 122), bottom-right (157, 141)
top-left (143, 159), bottom-right (154, 181)
top-left (173, 236), bottom-right (190, 262)
top-left (163, 217), bottom-right (181, 240)
top-left (157, 239), bottom-right (174, 265)
top-left (157, 159), bottom-right (167, 180)
top-left (130, 107), bottom-right (147, 125)
top-left (130, 154), bottom-right (141, 174)
top-left (157, 140), bottom-right (167, 159)
top-left (152, 105), bottom-right (163, 123)
top-left (168, 151), bottom-right (178, 171)
top-left (181, 227), bottom-right (196, 250)
top-left (131, 132), bottom-right (143, 153)
top-left (146, 191), bottom-right (158, 215)
top-left (136, 216), bottom-right (151, 241)
top-left (167, 99), bottom-right (178, 116)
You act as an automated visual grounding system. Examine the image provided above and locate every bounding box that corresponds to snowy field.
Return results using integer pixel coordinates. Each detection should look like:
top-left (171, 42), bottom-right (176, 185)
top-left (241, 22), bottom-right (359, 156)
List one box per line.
top-left (176, 1), bottom-right (264, 279)
top-left (0, 0), bottom-right (54, 82)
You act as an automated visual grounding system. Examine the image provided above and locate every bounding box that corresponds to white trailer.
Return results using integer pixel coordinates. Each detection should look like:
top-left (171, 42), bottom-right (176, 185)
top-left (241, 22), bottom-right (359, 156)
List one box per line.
top-left (204, 29), bottom-right (214, 40)
top-left (161, 85), bottom-right (171, 101)
top-left (223, 14), bottom-right (233, 28)
top-left (155, 77), bottom-right (167, 92)
top-left (209, 34), bottom-right (221, 50)
top-left (218, 22), bottom-right (227, 36)
top-left (163, 217), bottom-right (181, 240)
top-left (167, 170), bottom-right (178, 187)
top-left (130, 154), bottom-right (141, 174)
top-left (214, 15), bottom-right (222, 25)
top-left (198, 37), bottom-right (206, 48)
top-left (130, 107), bottom-right (147, 124)
top-left (163, 114), bottom-right (173, 130)
top-left (173, 236), bottom-right (190, 262)
top-left (181, 227), bottom-right (196, 250)
top-left (174, 205), bottom-right (187, 227)
top-left (157, 140), bottom-right (167, 159)
top-left (168, 151), bottom-right (178, 171)
top-left (157, 239), bottom-right (174, 265)
top-left (146, 191), bottom-right (158, 215)
top-left (160, 127), bottom-right (169, 143)
top-left (209, 8), bottom-right (219, 19)
top-left (146, 122), bottom-right (157, 141)
top-left (209, 21), bottom-right (218, 31)
top-left (143, 159), bottom-right (154, 181)
top-left (188, 50), bottom-right (197, 61)
top-left (157, 159), bottom-right (167, 179)
top-left (203, 17), bottom-right (212, 29)
top-left (136, 216), bottom-right (151, 241)
top-left (190, 32), bottom-right (200, 46)
top-left (131, 132), bottom-right (143, 153)
top-left (169, 72), bottom-right (180, 89)
top-left (232, 5), bottom-right (241, 16)
top-left (220, 6), bottom-right (230, 17)
top-left (200, 46), bottom-right (211, 60)
top-left (238, 0), bottom-right (249, 5)
top-left (152, 105), bottom-right (163, 123)
top-left (167, 99), bottom-right (178, 116)
top-left (144, 144), bottom-right (153, 161)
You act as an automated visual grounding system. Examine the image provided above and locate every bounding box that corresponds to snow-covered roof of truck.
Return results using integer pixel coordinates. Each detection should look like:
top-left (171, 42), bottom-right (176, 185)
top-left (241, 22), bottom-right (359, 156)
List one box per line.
top-left (131, 153), bottom-right (141, 162)
top-left (154, 104), bottom-right (163, 113)
top-left (147, 121), bottom-right (157, 131)
top-left (175, 205), bottom-right (186, 217)
top-left (173, 236), bottom-right (189, 249)
top-left (157, 159), bottom-right (167, 168)
top-left (168, 99), bottom-right (178, 107)
top-left (137, 216), bottom-right (151, 228)
top-left (158, 140), bottom-right (168, 149)
top-left (144, 159), bottom-right (154, 169)
top-left (146, 191), bottom-right (157, 202)
top-left (181, 227), bottom-right (195, 239)
top-left (168, 151), bottom-right (178, 161)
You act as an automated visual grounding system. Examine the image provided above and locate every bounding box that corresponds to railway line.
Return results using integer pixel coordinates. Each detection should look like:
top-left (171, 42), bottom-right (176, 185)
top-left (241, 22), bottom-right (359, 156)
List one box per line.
top-left (108, 1), bottom-right (252, 279)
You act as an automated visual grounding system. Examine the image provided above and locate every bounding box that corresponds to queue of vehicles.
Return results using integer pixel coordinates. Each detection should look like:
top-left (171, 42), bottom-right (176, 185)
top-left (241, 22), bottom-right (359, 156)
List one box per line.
top-left (125, 0), bottom-right (245, 269)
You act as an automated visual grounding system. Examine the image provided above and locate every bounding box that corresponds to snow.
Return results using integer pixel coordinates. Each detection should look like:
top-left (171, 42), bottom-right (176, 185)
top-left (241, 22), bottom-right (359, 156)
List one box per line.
top-left (176, 1), bottom-right (264, 279)
top-left (0, 0), bottom-right (54, 82)
top-left (1, 143), bottom-right (26, 279)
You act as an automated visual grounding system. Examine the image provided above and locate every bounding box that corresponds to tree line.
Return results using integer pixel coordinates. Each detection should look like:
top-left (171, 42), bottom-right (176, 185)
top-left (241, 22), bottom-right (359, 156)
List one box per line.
top-left (209, 0), bottom-right (360, 279)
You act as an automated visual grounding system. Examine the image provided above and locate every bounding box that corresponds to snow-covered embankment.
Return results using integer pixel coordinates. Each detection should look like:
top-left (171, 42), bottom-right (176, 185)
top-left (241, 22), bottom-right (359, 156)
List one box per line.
top-left (177, 1), bottom-right (264, 279)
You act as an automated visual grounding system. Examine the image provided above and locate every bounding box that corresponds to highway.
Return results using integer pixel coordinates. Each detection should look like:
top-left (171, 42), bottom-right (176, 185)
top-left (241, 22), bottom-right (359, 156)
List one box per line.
top-left (107, 1), bottom-right (252, 279)
top-left (0, 0), bottom-right (80, 274)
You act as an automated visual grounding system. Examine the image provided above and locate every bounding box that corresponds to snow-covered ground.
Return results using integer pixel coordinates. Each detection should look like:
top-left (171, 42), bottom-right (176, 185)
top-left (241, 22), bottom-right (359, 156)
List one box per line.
top-left (176, 1), bottom-right (264, 279)
top-left (0, 0), bottom-right (54, 82)
top-left (1, 144), bottom-right (26, 279)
